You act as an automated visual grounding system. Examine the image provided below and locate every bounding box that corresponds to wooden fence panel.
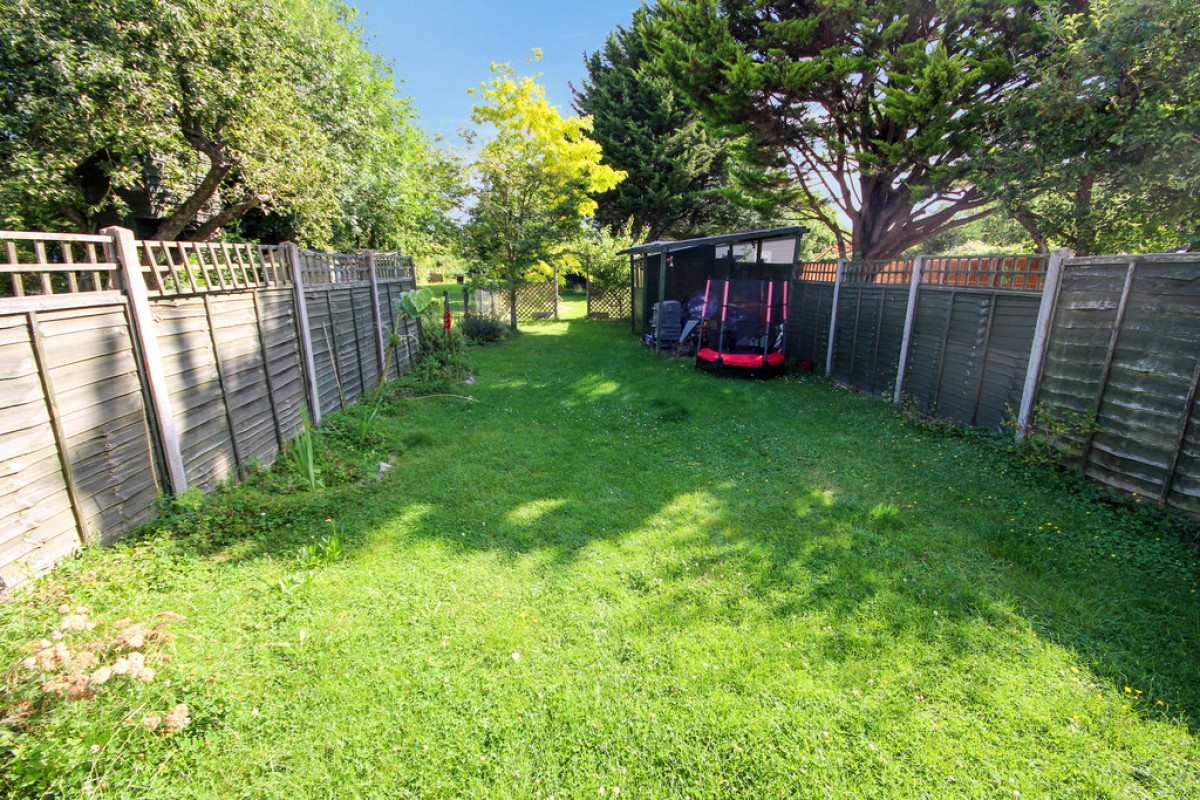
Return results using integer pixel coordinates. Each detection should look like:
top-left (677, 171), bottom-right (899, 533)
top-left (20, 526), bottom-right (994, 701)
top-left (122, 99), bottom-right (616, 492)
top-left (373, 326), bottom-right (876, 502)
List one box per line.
top-left (973, 293), bottom-right (1043, 431)
top-left (1, 230), bottom-right (166, 588)
top-left (903, 288), bottom-right (1041, 430)
top-left (153, 297), bottom-right (239, 491)
top-left (257, 288), bottom-right (307, 443)
top-left (206, 293), bottom-right (282, 471)
top-left (787, 282), bottom-right (835, 363)
top-left (39, 305), bottom-right (161, 542)
top-left (0, 314), bottom-right (85, 587)
top-left (829, 285), bottom-right (909, 395)
top-left (304, 288), bottom-right (343, 415)
top-left (328, 289), bottom-right (363, 406)
top-left (1035, 261), bottom-right (1129, 418)
top-left (377, 278), bottom-right (418, 382)
top-left (1035, 256), bottom-right (1200, 510)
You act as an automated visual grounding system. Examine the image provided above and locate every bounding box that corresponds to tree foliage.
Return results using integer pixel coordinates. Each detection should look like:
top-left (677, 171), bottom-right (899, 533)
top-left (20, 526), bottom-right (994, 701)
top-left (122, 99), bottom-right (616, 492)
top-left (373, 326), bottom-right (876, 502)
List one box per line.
top-left (0, 0), bottom-right (460, 248)
top-left (464, 61), bottom-right (625, 329)
top-left (648, 0), bottom-right (1055, 259)
top-left (977, 0), bottom-right (1200, 255)
top-left (563, 221), bottom-right (646, 297)
top-left (574, 8), bottom-right (773, 242)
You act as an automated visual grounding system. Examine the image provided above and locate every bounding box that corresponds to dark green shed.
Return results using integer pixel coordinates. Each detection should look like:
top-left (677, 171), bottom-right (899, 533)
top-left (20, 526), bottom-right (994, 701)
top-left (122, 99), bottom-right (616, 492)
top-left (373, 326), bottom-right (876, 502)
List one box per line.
top-left (622, 228), bottom-right (806, 348)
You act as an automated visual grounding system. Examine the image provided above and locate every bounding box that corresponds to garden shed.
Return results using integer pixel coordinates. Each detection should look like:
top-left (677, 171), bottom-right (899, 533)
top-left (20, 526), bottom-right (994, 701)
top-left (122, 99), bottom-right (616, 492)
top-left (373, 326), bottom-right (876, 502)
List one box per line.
top-left (624, 227), bottom-right (806, 349)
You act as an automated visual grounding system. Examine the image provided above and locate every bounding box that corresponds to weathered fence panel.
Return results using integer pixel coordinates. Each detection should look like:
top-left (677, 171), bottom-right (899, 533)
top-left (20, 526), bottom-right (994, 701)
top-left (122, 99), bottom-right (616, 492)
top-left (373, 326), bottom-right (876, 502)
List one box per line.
top-left (828, 260), bottom-right (912, 395)
top-left (0, 233), bottom-right (161, 587)
top-left (373, 253), bottom-right (418, 381)
top-left (899, 256), bottom-right (1048, 431)
top-left (1034, 255), bottom-right (1200, 512)
top-left (0, 229), bottom-right (417, 587)
top-left (787, 261), bottom-right (836, 363)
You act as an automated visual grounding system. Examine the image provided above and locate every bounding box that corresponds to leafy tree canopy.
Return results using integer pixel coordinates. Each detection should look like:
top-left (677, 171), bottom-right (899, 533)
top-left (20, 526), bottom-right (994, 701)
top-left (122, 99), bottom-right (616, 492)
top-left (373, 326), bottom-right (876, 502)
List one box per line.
top-left (977, 0), bottom-right (1200, 255)
top-left (0, 0), bottom-right (460, 249)
top-left (574, 7), bottom-right (774, 242)
top-left (648, 0), bottom-right (1055, 259)
top-left (559, 220), bottom-right (646, 297)
top-left (464, 60), bottom-right (625, 329)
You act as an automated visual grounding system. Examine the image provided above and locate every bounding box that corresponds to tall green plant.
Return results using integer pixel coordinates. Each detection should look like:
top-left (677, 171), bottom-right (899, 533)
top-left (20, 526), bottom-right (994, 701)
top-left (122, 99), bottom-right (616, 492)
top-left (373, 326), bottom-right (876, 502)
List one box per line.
top-left (291, 409), bottom-right (320, 491)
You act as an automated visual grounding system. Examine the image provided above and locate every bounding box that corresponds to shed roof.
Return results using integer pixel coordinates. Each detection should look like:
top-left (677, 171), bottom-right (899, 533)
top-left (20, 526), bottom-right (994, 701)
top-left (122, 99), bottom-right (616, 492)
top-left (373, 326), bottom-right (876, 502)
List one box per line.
top-left (618, 226), bottom-right (807, 257)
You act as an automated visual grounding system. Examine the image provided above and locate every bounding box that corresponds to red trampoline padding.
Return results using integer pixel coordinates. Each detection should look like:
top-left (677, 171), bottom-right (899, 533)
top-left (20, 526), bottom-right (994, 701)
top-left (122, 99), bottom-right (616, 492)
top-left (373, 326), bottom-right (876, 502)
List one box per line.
top-left (720, 353), bottom-right (764, 368)
top-left (696, 348), bottom-right (720, 362)
top-left (766, 352), bottom-right (785, 367)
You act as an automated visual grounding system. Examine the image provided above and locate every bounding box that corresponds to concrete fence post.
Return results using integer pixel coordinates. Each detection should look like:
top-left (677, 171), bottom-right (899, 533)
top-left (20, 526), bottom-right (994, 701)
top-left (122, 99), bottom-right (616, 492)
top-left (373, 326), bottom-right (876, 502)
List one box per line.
top-left (825, 259), bottom-right (848, 375)
top-left (892, 255), bottom-right (926, 405)
top-left (1016, 248), bottom-right (1071, 436)
top-left (365, 250), bottom-right (386, 383)
top-left (102, 226), bottom-right (188, 493)
top-left (285, 242), bottom-right (322, 427)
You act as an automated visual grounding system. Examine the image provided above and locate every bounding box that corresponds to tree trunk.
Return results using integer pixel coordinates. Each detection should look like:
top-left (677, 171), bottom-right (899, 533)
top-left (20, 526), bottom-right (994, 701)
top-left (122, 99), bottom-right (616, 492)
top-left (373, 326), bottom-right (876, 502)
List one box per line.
top-left (152, 130), bottom-right (230, 241)
top-left (1073, 174), bottom-right (1096, 257)
top-left (192, 193), bottom-right (268, 241)
top-left (509, 284), bottom-right (519, 331)
top-left (1012, 208), bottom-right (1050, 254)
top-left (852, 185), bottom-right (991, 260)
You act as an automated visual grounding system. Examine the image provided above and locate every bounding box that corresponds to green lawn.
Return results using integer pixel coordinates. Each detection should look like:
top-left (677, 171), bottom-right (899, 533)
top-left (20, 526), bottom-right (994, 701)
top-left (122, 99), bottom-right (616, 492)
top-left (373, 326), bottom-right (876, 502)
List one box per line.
top-left (3, 319), bottom-right (1199, 799)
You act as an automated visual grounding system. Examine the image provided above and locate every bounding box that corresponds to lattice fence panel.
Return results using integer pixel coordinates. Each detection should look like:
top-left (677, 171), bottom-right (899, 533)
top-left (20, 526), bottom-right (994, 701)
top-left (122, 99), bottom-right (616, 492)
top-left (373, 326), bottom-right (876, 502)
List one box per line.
top-left (587, 283), bottom-right (629, 319)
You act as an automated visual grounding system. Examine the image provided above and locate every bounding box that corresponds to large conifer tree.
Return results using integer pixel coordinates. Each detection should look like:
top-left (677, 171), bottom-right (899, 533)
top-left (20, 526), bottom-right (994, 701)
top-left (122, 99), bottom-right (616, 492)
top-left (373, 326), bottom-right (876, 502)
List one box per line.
top-left (574, 8), bottom-right (773, 242)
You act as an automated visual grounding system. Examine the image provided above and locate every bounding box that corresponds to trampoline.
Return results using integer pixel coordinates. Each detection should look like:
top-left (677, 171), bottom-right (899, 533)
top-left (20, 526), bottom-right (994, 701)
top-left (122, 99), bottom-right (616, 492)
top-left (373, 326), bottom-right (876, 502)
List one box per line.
top-left (695, 277), bottom-right (788, 378)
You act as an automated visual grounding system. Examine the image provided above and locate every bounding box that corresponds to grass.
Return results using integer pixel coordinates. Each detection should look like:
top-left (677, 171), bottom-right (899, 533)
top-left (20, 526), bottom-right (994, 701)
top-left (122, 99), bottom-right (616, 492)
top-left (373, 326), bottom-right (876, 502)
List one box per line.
top-left (3, 318), bottom-right (1199, 799)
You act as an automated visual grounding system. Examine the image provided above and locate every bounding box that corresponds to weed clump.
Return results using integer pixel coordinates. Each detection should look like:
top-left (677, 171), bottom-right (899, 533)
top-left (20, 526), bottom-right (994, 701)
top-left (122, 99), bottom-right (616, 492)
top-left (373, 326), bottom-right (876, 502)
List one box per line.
top-left (1, 603), bottom-right (193, 796)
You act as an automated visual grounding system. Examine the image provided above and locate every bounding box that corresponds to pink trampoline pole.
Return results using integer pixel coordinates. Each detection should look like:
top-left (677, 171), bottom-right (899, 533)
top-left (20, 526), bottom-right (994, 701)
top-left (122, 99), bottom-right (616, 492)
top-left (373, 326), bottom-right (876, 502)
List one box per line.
top-left (763, 281), bottom-right (774, 359)
top-left (717, 281), bottom-right (730, 358)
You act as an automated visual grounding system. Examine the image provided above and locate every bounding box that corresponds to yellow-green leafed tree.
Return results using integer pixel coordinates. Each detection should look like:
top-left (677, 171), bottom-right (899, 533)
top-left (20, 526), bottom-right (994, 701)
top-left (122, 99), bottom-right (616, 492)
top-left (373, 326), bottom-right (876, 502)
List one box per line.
top-left (465, 60), bottom-right (625, 330)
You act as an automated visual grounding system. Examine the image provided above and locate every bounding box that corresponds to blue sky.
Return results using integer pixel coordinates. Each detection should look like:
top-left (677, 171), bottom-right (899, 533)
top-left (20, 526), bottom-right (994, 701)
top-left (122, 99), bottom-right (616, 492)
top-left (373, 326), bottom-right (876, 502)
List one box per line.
top-left (351, 1), bottom-right (646, 142)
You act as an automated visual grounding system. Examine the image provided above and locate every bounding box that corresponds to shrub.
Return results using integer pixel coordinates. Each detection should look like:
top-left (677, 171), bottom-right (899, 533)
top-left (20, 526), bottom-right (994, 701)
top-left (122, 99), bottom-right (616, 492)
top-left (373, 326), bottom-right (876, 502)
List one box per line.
top-left (460, 314), bottom-right (508, 343)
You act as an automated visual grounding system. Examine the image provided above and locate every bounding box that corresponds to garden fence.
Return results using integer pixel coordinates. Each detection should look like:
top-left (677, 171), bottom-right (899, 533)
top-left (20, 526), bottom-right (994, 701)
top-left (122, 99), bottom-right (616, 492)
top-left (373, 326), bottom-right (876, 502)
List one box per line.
top-left (586, 281), bottom-right (629, 320)
top-left (0, 228), bottom-right (416, 588)
top-left (1026, 254), bottom-right (1200, 513)
top-left (788, 249), bottom-right (1200, 516)
top-left (471, 281), bottom-right (559, 322)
